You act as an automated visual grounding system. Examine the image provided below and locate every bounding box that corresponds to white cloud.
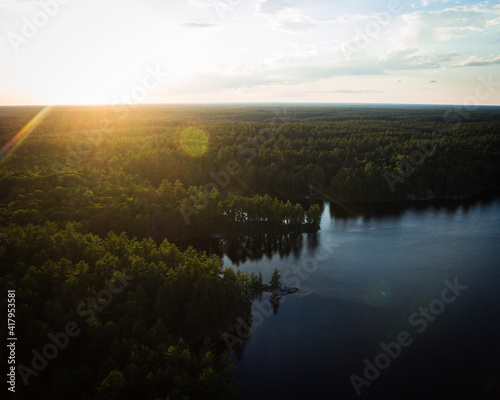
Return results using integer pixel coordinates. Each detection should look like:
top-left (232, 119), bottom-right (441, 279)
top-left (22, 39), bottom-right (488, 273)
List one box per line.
top-left (257, 0), bottom-right (305, 15)
top-left (419, 0), bottom-right (454, 6)
top-left (182, 0), bottom-right (245, 26)
top-left (455, 54), bottom-right (500, 67)
top-left (167, 46), bottom-right (463, 95)
top-left (399, 4), bottom-right (500, 45)
top-left (378, 48), bottom-right (460, 70)
top-left (256, 0), bottom-right (331, 33)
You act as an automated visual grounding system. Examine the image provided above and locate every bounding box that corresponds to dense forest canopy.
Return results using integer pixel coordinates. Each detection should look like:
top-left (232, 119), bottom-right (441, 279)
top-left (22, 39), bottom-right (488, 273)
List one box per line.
top-left (2, 222), bottom-right (256, 399)
top-left (1, 104), bottom-right (499, 399)
top-left (1, 105), bottom-right (498, 217)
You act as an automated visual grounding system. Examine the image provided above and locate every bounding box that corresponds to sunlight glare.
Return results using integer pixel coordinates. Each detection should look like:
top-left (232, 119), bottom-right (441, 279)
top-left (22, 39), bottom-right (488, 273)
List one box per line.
top-left (180, 126), bottom-right (209, 157)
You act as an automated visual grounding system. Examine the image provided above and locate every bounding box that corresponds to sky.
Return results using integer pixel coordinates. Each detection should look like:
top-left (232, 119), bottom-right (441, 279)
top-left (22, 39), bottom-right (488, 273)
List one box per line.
top-left (0, 0), bottom-right (499, 105)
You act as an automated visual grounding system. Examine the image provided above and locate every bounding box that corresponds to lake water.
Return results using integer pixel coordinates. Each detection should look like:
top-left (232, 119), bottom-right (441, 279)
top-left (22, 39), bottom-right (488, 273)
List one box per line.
top-left (209, 196), bottom-right (500, 399)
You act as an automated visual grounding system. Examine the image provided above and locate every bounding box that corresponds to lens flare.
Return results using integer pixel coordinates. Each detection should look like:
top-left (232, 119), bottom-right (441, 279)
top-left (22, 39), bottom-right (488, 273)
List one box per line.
top-left (0, 106), bottom-right (52, 165)
top-left (365, 279), bottom-right (390, 306)
top-left (179, 126), bottom-right (209, 157)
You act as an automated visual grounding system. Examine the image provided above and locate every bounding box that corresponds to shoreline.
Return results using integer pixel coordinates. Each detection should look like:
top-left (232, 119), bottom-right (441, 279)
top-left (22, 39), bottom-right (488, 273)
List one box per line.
top-left (173, 192), bottom-right (500, 244)
top-left (173, 227), bottom-right (319, 245)
top-left (300, 189), bottom-right (500, 205)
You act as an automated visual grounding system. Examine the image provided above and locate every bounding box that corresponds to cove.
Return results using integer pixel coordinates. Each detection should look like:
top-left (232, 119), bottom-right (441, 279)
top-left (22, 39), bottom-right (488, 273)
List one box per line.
top-left (183, 195), bottom-right (500, 399)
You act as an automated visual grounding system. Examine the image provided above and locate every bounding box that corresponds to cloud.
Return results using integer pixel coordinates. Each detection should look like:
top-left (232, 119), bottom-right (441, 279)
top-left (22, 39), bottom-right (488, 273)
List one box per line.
top-left (258, 0), bottom-right (305, 15)
top-left (258, 0), bottom-right (404, 33)
top-left (256, 0), bottom-right (323, 33)
top-left (180, 22), bottom-right (217, 28)
top-left (274, 17), bottom-right (315, 32)
top-left (455, 54), bottom-right (500, 67)
top-left (400, 5), bottom-right (500, 44)
top-left (418, 0), bottom-right (454, 6)
top-left (169, 61), bottom-right (386, 94)
top-left (169, 45), bottom-right (464, 95)
top-left (377, 48), bottom-right (459, 70)
top-left (184, 0), bottom-right (242, 25)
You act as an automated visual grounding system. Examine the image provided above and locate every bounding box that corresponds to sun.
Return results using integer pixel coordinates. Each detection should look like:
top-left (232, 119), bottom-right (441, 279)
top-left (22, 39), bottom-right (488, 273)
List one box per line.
top-left (3, 0), bottom-right (222, 105)
top-left (20, 0), bottom-right (183, 105)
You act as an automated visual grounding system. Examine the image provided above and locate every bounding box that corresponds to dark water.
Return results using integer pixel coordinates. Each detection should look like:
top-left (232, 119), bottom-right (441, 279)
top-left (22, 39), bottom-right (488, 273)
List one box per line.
top-left (186, 196), bottom-right (500, 399)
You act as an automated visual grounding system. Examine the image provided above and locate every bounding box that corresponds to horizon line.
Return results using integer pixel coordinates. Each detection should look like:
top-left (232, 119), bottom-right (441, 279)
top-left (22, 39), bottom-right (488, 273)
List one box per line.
top-left (1, 101), bottom-right (499, 108)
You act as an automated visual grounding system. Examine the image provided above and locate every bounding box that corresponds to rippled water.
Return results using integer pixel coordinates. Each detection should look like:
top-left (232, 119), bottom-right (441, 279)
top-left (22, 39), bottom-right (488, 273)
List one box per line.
top-left (221, 197), bottom-right (500, 400)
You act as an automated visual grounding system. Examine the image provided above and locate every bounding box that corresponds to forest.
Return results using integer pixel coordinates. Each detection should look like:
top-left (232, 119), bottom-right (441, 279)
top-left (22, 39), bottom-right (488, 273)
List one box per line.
top-left (2, 222), bottom-right (261, 399)
top-left (1, 104), bottom-right (499, 399)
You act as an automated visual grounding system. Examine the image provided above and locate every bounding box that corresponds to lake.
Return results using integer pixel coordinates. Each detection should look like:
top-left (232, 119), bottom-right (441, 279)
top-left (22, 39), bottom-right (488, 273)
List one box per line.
top-left (198, 196), bottom-right (500, 399)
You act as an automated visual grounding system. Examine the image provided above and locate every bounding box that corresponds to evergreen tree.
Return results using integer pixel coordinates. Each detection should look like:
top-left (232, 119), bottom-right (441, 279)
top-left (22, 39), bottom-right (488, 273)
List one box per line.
top-left (269, 268), bottom-right (282, 290)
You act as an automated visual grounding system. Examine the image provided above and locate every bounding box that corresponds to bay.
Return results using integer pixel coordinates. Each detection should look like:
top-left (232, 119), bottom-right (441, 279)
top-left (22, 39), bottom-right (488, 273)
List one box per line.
top-left (185, 195), bottom-right (500, 399)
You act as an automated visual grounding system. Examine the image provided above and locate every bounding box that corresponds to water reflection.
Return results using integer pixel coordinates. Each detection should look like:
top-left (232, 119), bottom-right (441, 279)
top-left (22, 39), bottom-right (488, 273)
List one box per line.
top-left (223, 293), bottom-right (284, 361)
top-left (176, 194), bottom-right (499, 264)
top-left (234, 195), bottom-right (500, 400)
top-left (176, 233), bottom-right (306, 265)
top-left (329, 194), bottom-right (499, 221)
top-left (222, 234), bottom-right (303, 265)
top-left (270, 293), bottom-right (281, 314)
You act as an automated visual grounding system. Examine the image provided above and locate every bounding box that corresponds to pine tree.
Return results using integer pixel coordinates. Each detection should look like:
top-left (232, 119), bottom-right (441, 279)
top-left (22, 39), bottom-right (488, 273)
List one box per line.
top-left (258, 271), bottom-right (263, 288)
top-left (269, 268), bottom-right (282, 290)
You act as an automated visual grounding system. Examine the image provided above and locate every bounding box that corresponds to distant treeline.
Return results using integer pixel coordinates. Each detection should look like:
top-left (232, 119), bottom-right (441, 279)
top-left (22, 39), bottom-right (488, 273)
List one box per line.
top-left (0, 105), bottom-right (330, 241)
top-left (2, 105), bottom-right (499, 210)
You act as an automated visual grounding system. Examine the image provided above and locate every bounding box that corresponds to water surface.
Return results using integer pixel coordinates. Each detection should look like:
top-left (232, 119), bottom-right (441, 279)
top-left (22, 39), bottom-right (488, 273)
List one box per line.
top-left (219, 197), bottom-right (500, 400)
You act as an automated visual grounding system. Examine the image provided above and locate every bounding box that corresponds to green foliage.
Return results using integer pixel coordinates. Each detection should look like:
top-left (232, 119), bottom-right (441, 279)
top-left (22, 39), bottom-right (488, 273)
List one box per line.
top-left (1, 106), bottom-right (498, 228)
top-left (249, 271), bottom-right (264, 292)
top-left (97, 369), bottom-right (125, 400)
top-left (0, 105), bottom-right (327, 240)
top-left (270, 268), bottom-right (282, 290)
top-left (0, 222), bottom-right (245, 399)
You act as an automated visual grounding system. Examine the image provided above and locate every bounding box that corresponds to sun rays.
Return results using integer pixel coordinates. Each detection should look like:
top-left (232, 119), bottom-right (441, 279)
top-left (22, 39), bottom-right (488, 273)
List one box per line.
top-left (0, 106), bottom-right (52, 165)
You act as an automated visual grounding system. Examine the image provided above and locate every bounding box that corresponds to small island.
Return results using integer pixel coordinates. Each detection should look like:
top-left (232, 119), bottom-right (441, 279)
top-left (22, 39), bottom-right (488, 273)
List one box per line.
top-left (252, 268), bottom-right (299, 299)
top-left (262, 284), bottom-right (299, 296)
